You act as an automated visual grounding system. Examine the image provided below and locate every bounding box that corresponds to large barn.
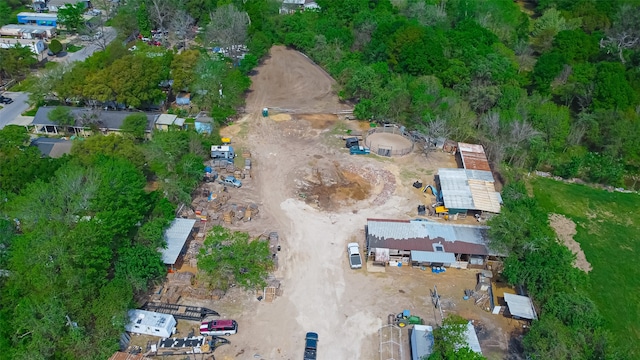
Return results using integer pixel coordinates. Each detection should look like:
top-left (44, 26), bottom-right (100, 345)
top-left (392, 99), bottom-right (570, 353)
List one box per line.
top-left (365, 219), bottom-right (501, 268)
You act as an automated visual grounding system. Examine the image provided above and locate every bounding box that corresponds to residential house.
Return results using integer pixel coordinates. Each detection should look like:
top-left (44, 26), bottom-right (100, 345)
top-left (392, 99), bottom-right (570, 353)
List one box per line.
top-left (30, 106), bottom-right (158, 137)
top-left (0, 24), bottom-right (56, 39)
top-left (31, 137), bottom-right (72, 158)
top-left (0, 38), bottom-right (46, 55)
top-left (17, 12), bottom-right (58, 26)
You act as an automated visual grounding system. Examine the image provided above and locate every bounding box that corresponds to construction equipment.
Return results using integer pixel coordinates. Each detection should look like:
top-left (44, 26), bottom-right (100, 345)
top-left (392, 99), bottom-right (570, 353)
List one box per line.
top-left (422, 185), bottom-right (443, 203)
top-left (389, 310), bottom-right (423, 328)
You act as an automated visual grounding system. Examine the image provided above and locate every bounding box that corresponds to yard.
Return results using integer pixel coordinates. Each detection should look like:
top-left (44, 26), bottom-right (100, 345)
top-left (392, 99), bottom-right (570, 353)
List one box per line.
top-left (532, 177), bottom-right (640, 356)
top-left (131, 46), bottom-right (524, 360)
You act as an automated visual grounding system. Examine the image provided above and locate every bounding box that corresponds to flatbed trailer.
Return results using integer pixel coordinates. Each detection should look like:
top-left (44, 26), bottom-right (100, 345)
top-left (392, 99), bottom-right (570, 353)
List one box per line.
top-left (141, 302), bottom-right (219, 321)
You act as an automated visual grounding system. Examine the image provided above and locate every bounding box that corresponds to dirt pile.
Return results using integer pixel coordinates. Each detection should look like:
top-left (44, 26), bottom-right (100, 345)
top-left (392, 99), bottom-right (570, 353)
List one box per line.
top-left (296, 161), bottom-right (372, 210)
top-left (549, 213), bottom-right (592, 272)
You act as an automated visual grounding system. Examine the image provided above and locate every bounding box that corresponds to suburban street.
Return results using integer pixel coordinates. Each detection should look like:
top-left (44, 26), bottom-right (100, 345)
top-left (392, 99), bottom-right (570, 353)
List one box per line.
top-left (0, 92), bottom-right (29, 129)
top-left (0, 26), bottom-right (117, 127)
top-left (64, 26), bottom-right (117, 64)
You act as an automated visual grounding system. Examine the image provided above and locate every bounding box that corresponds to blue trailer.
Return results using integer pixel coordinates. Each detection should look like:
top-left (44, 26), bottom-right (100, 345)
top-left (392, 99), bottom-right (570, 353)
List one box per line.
top-left (17, 12), bottom-right (58, 27)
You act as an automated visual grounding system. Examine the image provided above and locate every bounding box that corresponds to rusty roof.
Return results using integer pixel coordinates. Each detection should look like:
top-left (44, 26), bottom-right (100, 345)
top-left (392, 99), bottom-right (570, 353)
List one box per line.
top-left (458, 142), bottom-right (491, 171)
top-left (366, 219), bottom-right (492, 256)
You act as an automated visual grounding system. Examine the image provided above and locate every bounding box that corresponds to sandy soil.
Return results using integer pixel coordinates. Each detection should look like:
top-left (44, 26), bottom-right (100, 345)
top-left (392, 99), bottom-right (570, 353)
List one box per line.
top-left (365, 132), bottom-right (414, 154)
top-left (549, 214), bottom-right (592, 273)
top-left (140, 47), bottom-right (522, 360)
top-left (245, 45), bottom-right (351, 114)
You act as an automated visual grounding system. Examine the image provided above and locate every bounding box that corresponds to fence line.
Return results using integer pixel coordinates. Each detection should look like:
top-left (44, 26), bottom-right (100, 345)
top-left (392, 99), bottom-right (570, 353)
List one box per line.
top-left (364, 127), bottom-right (415, 156)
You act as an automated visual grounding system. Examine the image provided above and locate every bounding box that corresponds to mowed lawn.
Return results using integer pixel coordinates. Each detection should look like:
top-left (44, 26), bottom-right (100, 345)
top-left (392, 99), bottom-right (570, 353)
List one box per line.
top-left (532, 178), bottom-right (640, 354)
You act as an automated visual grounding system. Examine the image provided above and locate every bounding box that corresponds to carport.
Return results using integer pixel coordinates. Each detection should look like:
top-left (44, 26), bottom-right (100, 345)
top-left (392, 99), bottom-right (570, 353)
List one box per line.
top-left (410, 250), bottom-right (456, 267)
top-left (504, 293), bottom-right (538, 320)
top-left (161, 218), bottom-right (196, 271)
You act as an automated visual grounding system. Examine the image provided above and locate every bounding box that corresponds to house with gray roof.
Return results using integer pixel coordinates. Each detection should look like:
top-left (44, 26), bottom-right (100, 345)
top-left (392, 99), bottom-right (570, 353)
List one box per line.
top-left (365, 219), bottom-right (499, 268)
top-left (30, 106), bottom-right (159, 137)
top-left (31, 137), bottom-right (72, 158)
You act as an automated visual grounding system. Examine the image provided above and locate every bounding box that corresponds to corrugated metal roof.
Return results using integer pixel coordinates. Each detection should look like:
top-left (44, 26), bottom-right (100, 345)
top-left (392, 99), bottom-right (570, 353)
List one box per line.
top-left (411, 251), bottom-right (456, 264)
top-left (161, 218), bottom-right (196, 265)
top-left (155, 114), bottom-right (178, 125)
top-left (464, 322), bottom-right (483, 354)
top-left (366, 219), bottom-right (492, 256)
top-left (411, 325), bottom-right (434, 360)
top-left (504, 293), bottom-right (537, 320)
top-left (458, 142), bottom-right (491, 171)
top-left (438, 169), bottom-right (501, 213)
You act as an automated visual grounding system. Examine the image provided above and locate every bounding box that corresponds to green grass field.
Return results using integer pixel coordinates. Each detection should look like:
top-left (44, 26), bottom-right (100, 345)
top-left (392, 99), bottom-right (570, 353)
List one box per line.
top-left (532, 177), bottom-right (640, 355)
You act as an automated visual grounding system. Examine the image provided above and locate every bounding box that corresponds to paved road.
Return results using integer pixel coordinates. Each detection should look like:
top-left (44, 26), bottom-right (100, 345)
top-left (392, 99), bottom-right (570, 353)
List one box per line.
top-left (47, 26), bottom-right (118, 65)
top-left (0, 27), bottom-right (118, 127)
top-left (0, 92), bottom-right (30, 129)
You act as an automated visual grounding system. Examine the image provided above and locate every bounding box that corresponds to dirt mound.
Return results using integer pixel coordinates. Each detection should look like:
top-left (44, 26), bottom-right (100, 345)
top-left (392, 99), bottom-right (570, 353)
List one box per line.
top-left (245, 46), bottom-right (350, 114)
top-left (297, 161), bottom-right (372, 210)
top-left (549, 213), bottom-right (592, 272)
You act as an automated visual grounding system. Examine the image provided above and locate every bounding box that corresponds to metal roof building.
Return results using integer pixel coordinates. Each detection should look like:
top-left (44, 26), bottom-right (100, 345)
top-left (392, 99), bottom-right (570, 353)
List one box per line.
top-left (30, 107), bottom-right (158, 135)
top-left (438, 168), bottom-right (502, 214)
top-left (463, 322), bottom-right (483, 354)
top-left (458, 142), bottom-right (491, 171)
top-left (366, 219), bottom-right (493, 257)
top-left (161, 218), bottom-right (196, 266)
top-left (411, 325), bottom-right (434, 360)
top-left (504, 293), bottom-right (538, 320)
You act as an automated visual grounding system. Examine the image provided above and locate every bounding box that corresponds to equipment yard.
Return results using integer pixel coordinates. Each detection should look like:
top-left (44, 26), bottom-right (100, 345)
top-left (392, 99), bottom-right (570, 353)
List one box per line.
top-left (140, 46), bottom-right (524, 360)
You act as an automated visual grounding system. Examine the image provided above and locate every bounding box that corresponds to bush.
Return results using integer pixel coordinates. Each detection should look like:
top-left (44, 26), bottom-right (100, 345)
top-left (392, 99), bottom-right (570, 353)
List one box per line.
top-left (49, 39), bottom-right (63, 54)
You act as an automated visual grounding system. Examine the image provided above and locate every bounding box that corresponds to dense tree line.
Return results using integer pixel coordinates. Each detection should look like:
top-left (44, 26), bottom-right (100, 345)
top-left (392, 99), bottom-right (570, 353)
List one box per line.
top-left (487, 182), bottom-right (626, 359)
top-left (260, 0), bottom-right (640, 188)
top-left (0, 125), bottom-right (219, 358)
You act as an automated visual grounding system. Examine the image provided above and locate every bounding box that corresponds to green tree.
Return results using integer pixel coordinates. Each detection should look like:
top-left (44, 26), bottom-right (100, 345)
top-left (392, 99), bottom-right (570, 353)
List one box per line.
top-left (429, 314), bottom-right (486, 360)
top-left (170, 49), bottom-right (200, 91)
top-left (49, 39), bottom-right (64, 55)
top-left (0, 0), bottom-right (12, 27)
top-left (58, 2), bottom-right (86, 33)
top-left (0, 45), bottom-right (37, 81)
top-left (592, 62), bottom-right (636, 110)
top-left (115, 244), bottom-right (165, 291)
top-left (71, 134), bottom-right (146, 169)
top-left (48, 106), bottom-right (75, 126)
top-left (197, 225), bottom-right (273, 291)
top-left (121, 113), bottom-right (149, 140)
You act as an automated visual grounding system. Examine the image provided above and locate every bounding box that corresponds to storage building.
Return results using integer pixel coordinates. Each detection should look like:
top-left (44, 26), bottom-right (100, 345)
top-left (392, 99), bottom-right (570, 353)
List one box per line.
top-left (17, 12), bottom-right (58, 26)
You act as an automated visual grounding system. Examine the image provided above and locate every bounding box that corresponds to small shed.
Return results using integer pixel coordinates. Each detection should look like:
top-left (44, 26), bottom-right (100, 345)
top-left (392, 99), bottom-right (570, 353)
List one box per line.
top-left (176, 92), bottom-right (191, 106)
top-left (411, 324), bottom-right (434, 360)
top-left (504, 293), bottom-right (537, 320)
top-left (155, 114), bottom-right (178, 131)
top-left (125, 309), bottom-right (176, 338)
top-left (161, 218), bottom-right (196, 269)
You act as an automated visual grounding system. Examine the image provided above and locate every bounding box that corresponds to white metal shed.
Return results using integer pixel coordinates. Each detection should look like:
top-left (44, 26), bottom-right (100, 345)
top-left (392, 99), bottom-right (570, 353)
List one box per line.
top-left (125, 309), bottom-right (176, 338)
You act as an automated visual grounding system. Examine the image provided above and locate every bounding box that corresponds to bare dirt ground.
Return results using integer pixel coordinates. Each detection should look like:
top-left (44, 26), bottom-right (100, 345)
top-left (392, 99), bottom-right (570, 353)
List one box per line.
top-left (245, 45), bottom-right (351, 114)
top-left (549, 214), bottom-right (592, 273)
top-left (144, 47), bottom-right (521, 360)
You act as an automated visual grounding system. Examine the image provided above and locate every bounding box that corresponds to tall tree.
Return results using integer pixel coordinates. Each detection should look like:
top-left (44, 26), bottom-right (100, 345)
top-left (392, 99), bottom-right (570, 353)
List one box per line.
top-left (58, 2), bottom-right (86, 33)
top-left (206, 4), bottom-right (249, 62)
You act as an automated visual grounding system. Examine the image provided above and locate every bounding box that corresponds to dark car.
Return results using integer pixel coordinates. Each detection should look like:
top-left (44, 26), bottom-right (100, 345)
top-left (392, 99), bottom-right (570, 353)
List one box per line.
top-left (304, 332), bottom-right (318, 360)
top-left (0, 96), bottom-right (13, 104)
top-left (345, 137), bottom-right (359, 149)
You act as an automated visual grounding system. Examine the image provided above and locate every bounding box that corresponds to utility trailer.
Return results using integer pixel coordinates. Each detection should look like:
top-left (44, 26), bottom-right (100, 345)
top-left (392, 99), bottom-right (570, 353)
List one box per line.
top-left (141, 302), bottom-right (219, 321)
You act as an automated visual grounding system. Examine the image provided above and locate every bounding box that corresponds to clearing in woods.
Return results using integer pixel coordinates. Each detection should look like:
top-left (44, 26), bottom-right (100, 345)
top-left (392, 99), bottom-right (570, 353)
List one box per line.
top-left (159, 46), bottom-right (521, 360)
top-left (533, 177), bottom-right (640, 357)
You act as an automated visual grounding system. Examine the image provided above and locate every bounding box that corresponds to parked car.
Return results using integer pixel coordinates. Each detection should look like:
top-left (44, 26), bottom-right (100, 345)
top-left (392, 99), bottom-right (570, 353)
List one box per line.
top-left (200, 319), bottom-right (238, 336)
top-left (304, 332), bottom-right (318, 360)
top-left (79, 35), bottom-right (91, 41)
top-left (350, 146), bottom-right (370, 155)
top-left (218, 176), bottom-right (242, 188)
top-left (345, 137), bottom-right (359, 148)
top-left (347, 243), bottom-right (362, 269)
top-left (0, 95), bottom-right (13, 104)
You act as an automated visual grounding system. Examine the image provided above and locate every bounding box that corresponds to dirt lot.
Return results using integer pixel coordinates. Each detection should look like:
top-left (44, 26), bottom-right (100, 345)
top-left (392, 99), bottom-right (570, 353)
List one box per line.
top-left (139, 47), bottom-right (522, 360)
